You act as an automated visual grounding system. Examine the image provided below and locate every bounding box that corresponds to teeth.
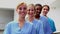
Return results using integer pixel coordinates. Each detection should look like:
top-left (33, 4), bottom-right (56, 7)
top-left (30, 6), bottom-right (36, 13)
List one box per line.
top-left (22, 13), bottom-right (25, 14)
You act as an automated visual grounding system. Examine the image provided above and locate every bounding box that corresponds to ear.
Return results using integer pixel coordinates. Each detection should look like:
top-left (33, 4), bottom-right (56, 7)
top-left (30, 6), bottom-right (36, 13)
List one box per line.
top-left (16, 9), bottom-right (19, 13)
top-left (16, 8), bottom-right (18, 11)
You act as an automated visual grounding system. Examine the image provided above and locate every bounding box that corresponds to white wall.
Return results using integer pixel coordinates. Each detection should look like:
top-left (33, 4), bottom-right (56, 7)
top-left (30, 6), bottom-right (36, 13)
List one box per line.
top-left (47, 8), bottom-right (60, 32)
top-left (0, 8), bottom-right (14, 30)
top-left (0, 0), bottom-right (56, 8)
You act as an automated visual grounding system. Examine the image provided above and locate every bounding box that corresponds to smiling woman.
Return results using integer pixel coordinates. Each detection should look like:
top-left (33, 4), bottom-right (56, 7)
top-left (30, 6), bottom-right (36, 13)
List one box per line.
top-left (0, 0), bottom-right (59, 34)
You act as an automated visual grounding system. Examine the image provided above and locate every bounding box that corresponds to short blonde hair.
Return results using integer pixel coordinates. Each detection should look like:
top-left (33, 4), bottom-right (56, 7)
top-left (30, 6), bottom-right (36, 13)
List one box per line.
top-left (16, 2), bottom-right (27, 9)
top-left (27, 4), bottom-right (35, 13)
top-left (28, 4), bottom-right (35, 8)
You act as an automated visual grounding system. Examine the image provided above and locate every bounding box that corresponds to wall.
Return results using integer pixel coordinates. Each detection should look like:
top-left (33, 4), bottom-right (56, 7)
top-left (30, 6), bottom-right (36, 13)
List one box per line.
top-left (47, 8), bottom-right (60, 32)
top-left (0, 8), bottom-right (14, 34)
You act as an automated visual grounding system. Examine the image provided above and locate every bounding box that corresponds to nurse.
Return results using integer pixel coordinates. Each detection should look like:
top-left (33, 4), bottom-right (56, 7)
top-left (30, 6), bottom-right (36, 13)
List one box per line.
top-left (26, 4), bottom-right (44, 34)
top-left (3, 2), bottom-right (36, 34)
top-left (42, 5), bottom-right (56, 33)
top-left (35, 4), bottom-right (52, 34)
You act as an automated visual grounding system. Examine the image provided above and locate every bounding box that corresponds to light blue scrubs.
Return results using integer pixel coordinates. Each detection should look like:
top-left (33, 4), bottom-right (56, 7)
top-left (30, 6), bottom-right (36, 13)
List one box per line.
top-left (3, 21), bottom-right (36, 34)
top-left (48, 17), bottom-right (56, 32)
top-left (39, 15), bottom-right (52, 34)
top-left (27, 19), bottom-right (44, 34)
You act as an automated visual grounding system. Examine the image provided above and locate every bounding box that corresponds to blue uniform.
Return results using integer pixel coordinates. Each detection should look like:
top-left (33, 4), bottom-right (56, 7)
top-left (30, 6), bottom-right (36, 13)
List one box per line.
top-left (3, 21), bottom-right (36, 34)
top-left (27, 19), bottom-right (44, 34)
top-left (39, 15), bottom-right (52, 34)
top-left (48, 17), bottom-right (56, 32)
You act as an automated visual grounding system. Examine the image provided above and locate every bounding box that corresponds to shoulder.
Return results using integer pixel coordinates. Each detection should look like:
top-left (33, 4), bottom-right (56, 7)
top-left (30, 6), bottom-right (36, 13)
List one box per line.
top-left (34, 19), bottom-right (43, 26)
top-left (37, 20), bottom-right (44, 25)
top-left (38, 20), bottom-right (43, 23)
top-left (40, 16), bottom-right (47, 22)
top-left (48, 17), bottom-right (54, 21)
top-left (25, 21), bottom-right (33, 26)
top-left (6, 21), bottom-right (18, 27)
top-left (48, 17), bottom-right (54, 23)
top-left (40, 15), bottom-right (48, 20)
top-left (25, 14), bottom-right (29, 20)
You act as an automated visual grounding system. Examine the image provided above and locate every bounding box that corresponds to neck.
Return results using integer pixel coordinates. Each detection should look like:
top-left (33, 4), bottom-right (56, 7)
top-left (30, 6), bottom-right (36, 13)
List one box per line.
top-left (35, 14), bottom-right (40, 19)
top-left (43, 14), bottom-right (47, 17)
top-left (28, 16), bottom-right (34, 22)
top-left (18, 16), bottom-right (25, 28)
top-left (42, 14), bottom-right (48, 18)
top-left (18, 16), bottom-right (25, 22)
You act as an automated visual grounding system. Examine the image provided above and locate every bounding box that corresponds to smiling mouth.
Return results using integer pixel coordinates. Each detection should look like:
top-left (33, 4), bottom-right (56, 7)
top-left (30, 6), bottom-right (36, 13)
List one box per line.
top-left (30, 13), bottom-right (34, 15)
top-left (21, 12), bottom-right (25, 15)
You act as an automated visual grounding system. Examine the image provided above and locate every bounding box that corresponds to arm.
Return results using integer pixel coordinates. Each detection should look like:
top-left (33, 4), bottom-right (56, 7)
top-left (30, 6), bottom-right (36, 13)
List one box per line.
top-left (51, 20), bottom-right (56, 32)
top-left (45, 20), bottom-right (52, 34)
top-left (38, 21), bottom-right (44, 34)
top-left (31, 25), bottom-right (37, 34)
top-left (3, 23), bottom-right (11, 34)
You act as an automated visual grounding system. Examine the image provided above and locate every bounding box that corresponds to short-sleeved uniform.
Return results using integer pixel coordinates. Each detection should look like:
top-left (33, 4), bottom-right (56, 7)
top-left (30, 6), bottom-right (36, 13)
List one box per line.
top-left (3, 21), bottom-right (36, 34)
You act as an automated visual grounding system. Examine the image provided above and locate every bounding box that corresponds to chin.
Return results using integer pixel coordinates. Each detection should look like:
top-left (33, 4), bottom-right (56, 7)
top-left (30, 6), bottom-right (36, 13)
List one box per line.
top-left (21, 15), bottom-right (25, 17)
top-left (29, 15), bottom-right (33, 17)
top-left (22, 16), bottom-right (25, 18)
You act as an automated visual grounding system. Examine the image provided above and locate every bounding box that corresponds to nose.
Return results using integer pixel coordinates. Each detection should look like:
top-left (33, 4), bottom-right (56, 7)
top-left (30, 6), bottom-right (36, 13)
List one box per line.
top-left (44, 10), bottom-right (47, 12)
top-left (30, 10), bottom-right (33, 13)
top-left (21, 9), bottom-right (25, 12)
top-left (21, 9), bottom-right (24, 11)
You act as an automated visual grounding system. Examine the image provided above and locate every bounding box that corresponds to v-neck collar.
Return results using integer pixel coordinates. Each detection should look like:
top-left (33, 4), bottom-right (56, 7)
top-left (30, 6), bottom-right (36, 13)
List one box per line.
top-left (17, 21), bottom-right (26, 31)
top-left (27, 19), bottom-right (37, 24)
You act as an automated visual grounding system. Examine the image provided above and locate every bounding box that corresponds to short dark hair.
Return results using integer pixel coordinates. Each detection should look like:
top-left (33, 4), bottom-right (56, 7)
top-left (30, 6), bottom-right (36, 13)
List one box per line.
top-left (35, 4), bottom-right (42, 7)
top-left (42, 5), bottom-right (50, 11)
top-left (35, 4), bottom-right (42, 11)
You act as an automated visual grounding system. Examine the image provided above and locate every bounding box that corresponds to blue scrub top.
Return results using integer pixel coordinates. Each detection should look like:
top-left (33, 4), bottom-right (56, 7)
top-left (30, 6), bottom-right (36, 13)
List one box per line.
top-left (28, 19), bottom-right (44, 34)
top-left (39, 15), bottom-right (52, 34)
top-left (3, 21), bottom-right (36, 34)
top-left (48, 17), bottom-right (56, 32)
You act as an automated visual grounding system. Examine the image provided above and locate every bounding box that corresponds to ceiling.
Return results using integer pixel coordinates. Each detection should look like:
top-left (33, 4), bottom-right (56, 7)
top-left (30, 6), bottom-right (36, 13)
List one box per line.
top-left (0, 0), bottom-right (59, 9)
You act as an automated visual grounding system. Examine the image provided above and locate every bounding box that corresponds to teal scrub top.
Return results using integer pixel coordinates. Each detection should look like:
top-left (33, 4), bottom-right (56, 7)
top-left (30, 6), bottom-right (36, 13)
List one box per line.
top-left (48, 17), bottom-right (56, 32)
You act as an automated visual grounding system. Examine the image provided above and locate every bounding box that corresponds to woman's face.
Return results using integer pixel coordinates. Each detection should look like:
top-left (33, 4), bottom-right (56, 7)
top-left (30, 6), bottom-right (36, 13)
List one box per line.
top-left (17, 5), bottom-right (27, 18)
top-left (27, 6), bottom-right (35, 17)
top-left (35, 6), bottom-right (42, 15)
top-left (42, 6), bottom-right (49, 16)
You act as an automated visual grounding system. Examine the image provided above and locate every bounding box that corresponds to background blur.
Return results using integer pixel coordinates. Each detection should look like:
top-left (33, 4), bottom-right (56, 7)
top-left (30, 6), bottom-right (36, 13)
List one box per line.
top-left (0, 0), bottom-right (60, 34)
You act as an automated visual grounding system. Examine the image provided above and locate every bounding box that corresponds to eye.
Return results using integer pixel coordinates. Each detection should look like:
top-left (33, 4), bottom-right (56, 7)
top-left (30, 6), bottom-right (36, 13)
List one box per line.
top-left (36, 8), bottom-right (40, 10)
top-left (19, 7), bottom-right (27, 10)
top-left (43, 8), bottom-right (45, 10)
top-left (27, 9), bottom-right (30, 11)
top-left (37, 8), bottom-right (39, 10)
top-left (19, 8), bottom-right (22, 10)
top-left (23, 7), bottom-right (27, 10)
top-left (31, 9), bottom-right (34, 11)
top-left (28, 9), bottom-right (34, 11)
top-left (43, 8), bottom-right (48, 11)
